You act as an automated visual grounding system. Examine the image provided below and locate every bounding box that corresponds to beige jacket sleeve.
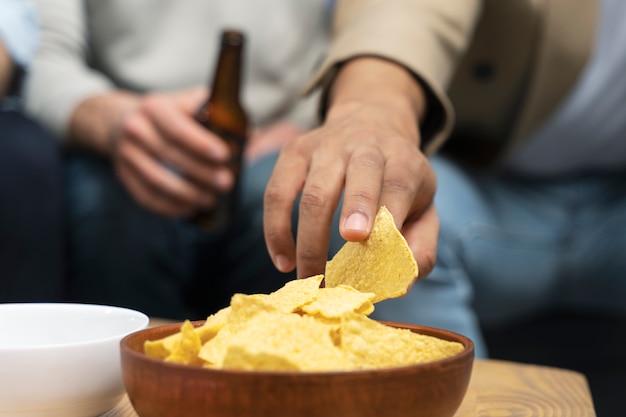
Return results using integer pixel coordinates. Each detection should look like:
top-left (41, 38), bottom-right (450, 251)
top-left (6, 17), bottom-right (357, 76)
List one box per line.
top-left (0, 42), bottom-right (11, 98)
top-left (307, 0), bottom-right (482, 154)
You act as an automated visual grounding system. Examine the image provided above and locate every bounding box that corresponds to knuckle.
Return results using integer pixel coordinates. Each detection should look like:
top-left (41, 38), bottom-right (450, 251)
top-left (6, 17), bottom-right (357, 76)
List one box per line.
top-left (119, 112), bottom-right (142, 137)
top-left (115, 140), bottom-right (133, 161)
top-left (299, 185), bottom-right (331, 213)
top-left (141, 93), bottom-right (163, 111)
top-left (383, 175), bottom-right (416, 196)
top-left (352, 146), bottom-right (384, 169)
top-left (297, 246), bottom-right (321, 265)
top-left (264, 227), bottom-right (285, 243)
top-left (283, 132), bottom-right (309, 153)
top-left (264, 182), bottom-right (289, 207)
top-left (346, 188), bottom-right (377, 204)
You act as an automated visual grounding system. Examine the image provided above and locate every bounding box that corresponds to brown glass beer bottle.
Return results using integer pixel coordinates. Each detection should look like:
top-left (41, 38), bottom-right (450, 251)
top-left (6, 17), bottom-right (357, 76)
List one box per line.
top-left (191, 30), bottom-right (249, 232)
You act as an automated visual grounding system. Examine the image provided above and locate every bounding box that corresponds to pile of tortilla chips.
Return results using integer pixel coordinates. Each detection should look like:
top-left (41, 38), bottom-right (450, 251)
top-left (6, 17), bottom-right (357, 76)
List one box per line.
top-left (144, 206), bottom-right (463, 371)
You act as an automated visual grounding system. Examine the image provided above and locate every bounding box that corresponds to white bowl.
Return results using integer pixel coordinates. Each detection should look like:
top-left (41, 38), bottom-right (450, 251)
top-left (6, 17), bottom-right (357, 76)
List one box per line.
top-left (0, 303), bottom-right (149, 417)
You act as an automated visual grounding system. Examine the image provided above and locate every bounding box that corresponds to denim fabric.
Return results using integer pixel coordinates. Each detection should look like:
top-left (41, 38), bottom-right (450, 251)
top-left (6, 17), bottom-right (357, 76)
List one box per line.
top-left (0, 110), bottom-right (64, 301)
top-left (373, 154), bottom-right (626, 358)
top-left (63, 150), bottom-right (295, 320)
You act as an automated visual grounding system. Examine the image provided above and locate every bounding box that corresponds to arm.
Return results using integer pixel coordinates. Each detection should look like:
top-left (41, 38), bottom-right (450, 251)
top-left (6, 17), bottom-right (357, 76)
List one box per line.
top-left (25, 0), bottom-right (234, 217)
top-left (264, 0), bottom-right (481, 279)
top-left (0, 41), bottom-right (11, 98)
top-left (69, 88), bottom-right (237, 217)
top-left (309, 0), bottom-right (482, 153)
top-left (264, 57), bottom-right (438, 278)
top-left (0, 0), bottom-right (38, 100)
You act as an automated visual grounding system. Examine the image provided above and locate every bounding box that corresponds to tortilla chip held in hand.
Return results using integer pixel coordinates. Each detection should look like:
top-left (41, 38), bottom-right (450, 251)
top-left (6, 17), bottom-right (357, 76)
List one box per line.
top-left (325, 206), bottom-right (418, 303)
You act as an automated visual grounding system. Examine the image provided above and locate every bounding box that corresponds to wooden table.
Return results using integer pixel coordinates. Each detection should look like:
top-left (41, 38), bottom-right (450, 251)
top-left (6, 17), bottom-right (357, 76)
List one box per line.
top-left (105, 359), bottom-right (596, 417)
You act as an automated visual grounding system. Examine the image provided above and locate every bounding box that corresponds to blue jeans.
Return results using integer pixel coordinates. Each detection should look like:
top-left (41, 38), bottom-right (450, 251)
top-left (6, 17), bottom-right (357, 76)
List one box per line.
top-left (0, 110), bottom-right (65, 301)
top-left (64, 150), bottom-right (296, 319)
top-left (373, 154), bottom-right (626, 358)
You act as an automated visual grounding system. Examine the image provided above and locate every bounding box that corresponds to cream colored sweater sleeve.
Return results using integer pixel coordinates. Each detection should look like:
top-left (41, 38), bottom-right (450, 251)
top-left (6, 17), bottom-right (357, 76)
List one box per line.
top-left (25, 0), bottom-right (331, 140)
top-left (307, 0), bottom-right (482, 154)
top-left (24, 0), bottom-right (114, 139)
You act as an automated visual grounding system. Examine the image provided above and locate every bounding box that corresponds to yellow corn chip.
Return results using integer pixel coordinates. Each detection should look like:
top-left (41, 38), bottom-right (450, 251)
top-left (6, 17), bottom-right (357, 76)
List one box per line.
top-left (221, 312), bottom-right (352, 371)
top-left (267, 274), bottom-right (323, 313)
top-left (325, 206), bottom-right (418, 303)
top-left (144, 331), bottom-right (181, 360)
top-left (144, 307), bottom-right (230, 360)
top-left (228, 293), bottom-right (278, 328)
top-left (198, 325), bottom-right (234, 367)
top-left (300, 285), bottom-right (375, 318)
top-left (198, 294), bottom-right (278, 366)
top-left (340, 312), bottom-right (464, 369)
top-left (194, 306), bottom-right (231, 343)
top-left (164, 320), bottom-right (204, 366)
top-left (146, 267), bottom-right (463, 371)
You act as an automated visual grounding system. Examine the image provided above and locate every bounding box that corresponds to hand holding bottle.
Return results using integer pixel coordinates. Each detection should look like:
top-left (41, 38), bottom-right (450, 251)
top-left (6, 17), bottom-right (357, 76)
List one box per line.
top-left (110, 87), bottom-right (234, 217)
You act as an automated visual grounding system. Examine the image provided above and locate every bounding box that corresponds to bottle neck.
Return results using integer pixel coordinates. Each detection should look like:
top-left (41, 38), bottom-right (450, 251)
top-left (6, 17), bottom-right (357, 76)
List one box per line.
top-left (209, 32), bottom-right (243, 105)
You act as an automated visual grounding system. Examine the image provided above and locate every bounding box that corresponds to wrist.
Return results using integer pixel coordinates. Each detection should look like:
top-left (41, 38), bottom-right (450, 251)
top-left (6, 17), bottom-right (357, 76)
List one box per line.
top-left (69, 91), bottom-right (140, 155)
top-left (326, 57), bottom-right (426, 145)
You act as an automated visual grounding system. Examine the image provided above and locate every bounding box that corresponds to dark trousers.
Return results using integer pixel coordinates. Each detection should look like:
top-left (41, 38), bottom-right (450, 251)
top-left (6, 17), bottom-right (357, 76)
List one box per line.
top-left (0, 110), bottom-right (65, 301)
top-left (62, 149), bottom-right (295, 320)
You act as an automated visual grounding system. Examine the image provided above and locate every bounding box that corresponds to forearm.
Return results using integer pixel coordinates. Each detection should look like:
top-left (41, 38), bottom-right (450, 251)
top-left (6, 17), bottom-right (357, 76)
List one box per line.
top-left (68, 91), bottom-right (140, 154)
top-left (326, 57), bottom-right (426, 146)
top-left (0, 41), bottom-right (13, 99)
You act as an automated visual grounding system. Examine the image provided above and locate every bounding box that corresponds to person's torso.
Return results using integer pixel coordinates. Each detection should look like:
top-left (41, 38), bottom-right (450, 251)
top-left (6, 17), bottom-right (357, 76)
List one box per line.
top-left (85, 0), bottom-right (330, 127)
top-left (443, 0), bottom-right (598, 167)
top-left (505, 0), bottom-right (626, 176)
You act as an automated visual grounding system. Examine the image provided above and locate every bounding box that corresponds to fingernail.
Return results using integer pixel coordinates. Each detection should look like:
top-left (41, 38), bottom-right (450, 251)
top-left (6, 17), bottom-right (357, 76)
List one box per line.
top-left (344, 212), bottom-right (368, 232)
top-left (275, 254), bottom-right (293, 272)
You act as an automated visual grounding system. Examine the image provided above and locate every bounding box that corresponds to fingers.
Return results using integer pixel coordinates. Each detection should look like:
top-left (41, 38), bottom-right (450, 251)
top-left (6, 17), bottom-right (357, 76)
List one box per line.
top-left (379, 151), bottom-right (436, 229)
top-left (112, 90), bottom-right (240, 217)
top-left (380, 151), bottom-right (438, 283)
top-left (141, 94), bottom-right (231, 164)
top-left (340, 139), bottom-right (437, 286)
top-left (340, 145), bottom-right (385, 242)
top-left (121, 107), bottom-right (232, 193)
top-left (263, 92), bottom-right (439, 282)
top-left (115, 140), bottom-right (202, 217)
top-left (264, 141), bottom-right (309, 273)
top-left (116, 165), bottom-right (193, 217)
top-left (169, 86), bottom-right (210, 114)
top-left (295, 150), bottom-right (345, 278)
top-left (402, 202), bottom-right (439, 281)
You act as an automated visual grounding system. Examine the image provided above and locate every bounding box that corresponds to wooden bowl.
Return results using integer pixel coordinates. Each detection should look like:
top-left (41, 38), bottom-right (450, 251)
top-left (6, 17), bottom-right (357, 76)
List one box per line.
top-left (120, 321), bottom-right (474, 417)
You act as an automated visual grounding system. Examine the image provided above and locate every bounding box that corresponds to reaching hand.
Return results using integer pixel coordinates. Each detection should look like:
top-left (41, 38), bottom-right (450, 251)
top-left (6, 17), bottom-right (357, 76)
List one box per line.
top-left (264, 58), bottom-right (439, 281)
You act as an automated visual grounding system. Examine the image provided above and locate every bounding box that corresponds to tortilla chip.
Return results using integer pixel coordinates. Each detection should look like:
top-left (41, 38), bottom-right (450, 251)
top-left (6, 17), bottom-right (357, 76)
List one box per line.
top-left (267, 274), bottom-right (323, 313)
top-left (144, 331), bottom-right (181, 360)
top-left (300, 285), bottom-right (375, 318)
top-left (325, 206), bottom-right (418, 303)
top-left (221, 312), bottom-right (352, 371)
top-left (164, 320), bottom-right (204, 366)
top-left (198, 294), bottom-right (278, 366)
top-left (194, 306), bottom-right (231, 343)
top-left (340, 312), bottom-right (464, 369)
